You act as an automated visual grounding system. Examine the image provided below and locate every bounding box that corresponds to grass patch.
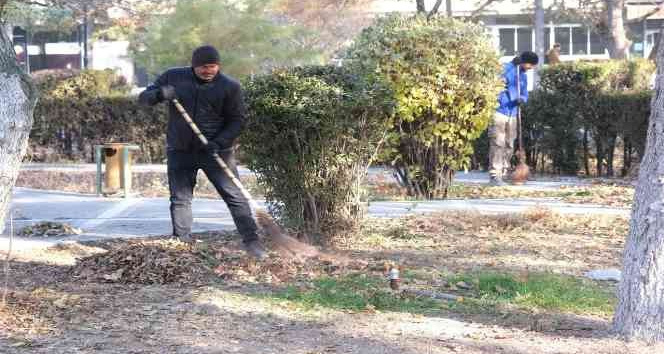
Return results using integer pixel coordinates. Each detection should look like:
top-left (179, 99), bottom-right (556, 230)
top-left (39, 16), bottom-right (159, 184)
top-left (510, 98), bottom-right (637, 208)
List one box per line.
top-left (271, 273), bottom-right (442, 314)
top-left (451, 272), bottom-right (615, 316)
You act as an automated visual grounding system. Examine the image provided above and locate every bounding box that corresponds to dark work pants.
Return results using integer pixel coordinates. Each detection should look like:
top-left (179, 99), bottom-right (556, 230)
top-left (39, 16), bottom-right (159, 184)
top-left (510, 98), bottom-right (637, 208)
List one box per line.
top-left (167, 149), bottom-right (258, 244)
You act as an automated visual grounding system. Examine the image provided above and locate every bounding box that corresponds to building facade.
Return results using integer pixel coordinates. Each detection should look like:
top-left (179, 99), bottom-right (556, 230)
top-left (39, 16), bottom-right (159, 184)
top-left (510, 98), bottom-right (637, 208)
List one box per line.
top-left (372, 0), bottom-right (664, 62)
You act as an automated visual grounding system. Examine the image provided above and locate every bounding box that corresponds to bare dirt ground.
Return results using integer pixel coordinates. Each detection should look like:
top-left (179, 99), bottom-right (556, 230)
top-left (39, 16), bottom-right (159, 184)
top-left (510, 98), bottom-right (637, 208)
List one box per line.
top-left (1, 210), bottom-right (661, 353)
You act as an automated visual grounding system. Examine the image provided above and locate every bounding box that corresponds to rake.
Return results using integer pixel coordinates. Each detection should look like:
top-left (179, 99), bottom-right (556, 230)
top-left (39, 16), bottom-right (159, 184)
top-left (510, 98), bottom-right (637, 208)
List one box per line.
top-left (512, 64), bottom-right (530, 184)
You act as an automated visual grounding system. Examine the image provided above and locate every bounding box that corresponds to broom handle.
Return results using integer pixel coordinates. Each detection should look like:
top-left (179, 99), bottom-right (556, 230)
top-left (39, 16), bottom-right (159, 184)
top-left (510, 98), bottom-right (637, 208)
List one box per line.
top-left (171, 98), bottom-right (261, 211)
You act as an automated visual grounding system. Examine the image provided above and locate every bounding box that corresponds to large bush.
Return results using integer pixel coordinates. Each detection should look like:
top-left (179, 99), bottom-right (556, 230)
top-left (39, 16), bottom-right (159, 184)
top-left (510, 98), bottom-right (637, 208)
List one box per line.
top-left (242, 65), bottom-right (393, 239)
top-left (29, 70), bottom-right (167, 163)
top-left (520, 59), bottom-right (654, 176)
top-left (344, 15), bottom-right (502, 198)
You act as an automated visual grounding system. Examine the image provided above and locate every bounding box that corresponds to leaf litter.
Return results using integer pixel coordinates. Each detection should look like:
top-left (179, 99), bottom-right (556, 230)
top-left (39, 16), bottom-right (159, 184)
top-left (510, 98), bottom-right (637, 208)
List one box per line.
top-left (69, 232), bottom-right (370, 286)
top-left (18, 222), bottom-right (82, 238)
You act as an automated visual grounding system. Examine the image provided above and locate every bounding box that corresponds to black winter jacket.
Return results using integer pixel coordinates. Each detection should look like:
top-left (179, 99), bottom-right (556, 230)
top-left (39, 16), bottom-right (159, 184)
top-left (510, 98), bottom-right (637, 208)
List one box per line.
top-left (138, 67), bottom-right (245, 152)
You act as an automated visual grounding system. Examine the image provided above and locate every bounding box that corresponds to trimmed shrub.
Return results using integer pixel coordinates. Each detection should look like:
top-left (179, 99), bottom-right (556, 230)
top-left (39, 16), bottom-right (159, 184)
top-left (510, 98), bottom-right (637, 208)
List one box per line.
top-left (344, 15), bottom-right (502, 198)
top-left (517, 59), bottom-right (654, 176)
top-left (28, 70), bottom-right (167, 163)
top-left (242, 66), bottom-right (393, 239)
top-left (597, 91), bottom-right (651, 175)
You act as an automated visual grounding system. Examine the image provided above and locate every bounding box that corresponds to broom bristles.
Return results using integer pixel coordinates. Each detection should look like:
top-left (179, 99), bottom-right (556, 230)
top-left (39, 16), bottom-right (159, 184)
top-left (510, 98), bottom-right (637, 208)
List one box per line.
top-left (512, 162), bottom-right (530, 184)
top-left (255, 210), bottom-right (319, 258)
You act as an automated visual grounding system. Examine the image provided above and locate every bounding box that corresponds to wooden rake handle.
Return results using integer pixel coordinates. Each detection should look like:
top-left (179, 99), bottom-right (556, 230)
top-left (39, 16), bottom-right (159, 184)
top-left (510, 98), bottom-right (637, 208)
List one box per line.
top-left (171, 98), bottom-right (260, 211)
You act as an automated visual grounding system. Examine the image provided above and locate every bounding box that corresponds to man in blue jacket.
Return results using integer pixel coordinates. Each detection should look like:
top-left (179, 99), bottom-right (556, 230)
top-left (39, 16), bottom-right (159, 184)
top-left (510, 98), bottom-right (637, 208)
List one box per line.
top-left (138, 45), bottom-right (266, 259)
top-left (489, 51), bottom-right (539, 186)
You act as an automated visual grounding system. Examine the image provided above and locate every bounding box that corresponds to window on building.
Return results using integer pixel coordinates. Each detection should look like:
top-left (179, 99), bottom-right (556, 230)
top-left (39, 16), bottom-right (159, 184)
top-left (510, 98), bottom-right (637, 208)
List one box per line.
top-left (517, 28), bottom-right (532, 52)
top-left (589, 31), bottom-right (606, 55)
top-left (498, 26), bottom-right (603, 58)
top-left (572, 27), bottom-right (588, 55)
top-left (555, 27), bottom-right (571, 55)
top-left (499, 28), bottom-right (516, 56)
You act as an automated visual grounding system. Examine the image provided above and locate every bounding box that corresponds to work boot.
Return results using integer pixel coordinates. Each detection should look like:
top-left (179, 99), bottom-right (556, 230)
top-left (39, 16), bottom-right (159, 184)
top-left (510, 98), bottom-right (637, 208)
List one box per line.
top-left (243, 240), bottom-right (267, 260)
top-left (489, 176), bottom-right (506, 187)
top-left (177, 234), bottom-right (193, 244)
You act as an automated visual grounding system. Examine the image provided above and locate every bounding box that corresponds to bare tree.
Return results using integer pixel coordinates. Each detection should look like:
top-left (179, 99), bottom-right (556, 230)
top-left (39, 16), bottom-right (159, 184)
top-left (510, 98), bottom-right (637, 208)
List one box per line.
top-left (412, 0), bottom-right (444, 18)
top-left (468, 0), bottom-right (631, 59)
top-left (428, 0), bottom-right (443, 18)
top-left (569, 0), bottom-right (631, 59)
top-left (534, 0), bottom-right (545, 58)
top-left (534, 0), bottom-right (545, 86)
top-left (613, 35), bottom-right (664, 342)
top-left (416, 0), bottom-right (425, 13)
top-left (272, 0), bottom-right (372, 56)
top-left (471, 0), bottom-right (498, 17)
top-left (0, 1), bottom-right (37, 234)
top-left (606, 0), bottom-right (630, 58)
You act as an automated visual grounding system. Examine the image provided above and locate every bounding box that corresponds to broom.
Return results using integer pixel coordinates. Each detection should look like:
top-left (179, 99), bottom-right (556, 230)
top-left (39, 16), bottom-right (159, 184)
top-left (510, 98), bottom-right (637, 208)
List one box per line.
top-left (171, 98), bottom-right (319, 258)
top-left (511, 63), bottom-right (530, 185)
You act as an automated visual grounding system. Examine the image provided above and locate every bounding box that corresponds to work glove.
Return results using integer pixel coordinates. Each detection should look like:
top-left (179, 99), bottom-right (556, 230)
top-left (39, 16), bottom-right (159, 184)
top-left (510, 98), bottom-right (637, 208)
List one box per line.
top-left (159, 85), bottom-right (177, 101)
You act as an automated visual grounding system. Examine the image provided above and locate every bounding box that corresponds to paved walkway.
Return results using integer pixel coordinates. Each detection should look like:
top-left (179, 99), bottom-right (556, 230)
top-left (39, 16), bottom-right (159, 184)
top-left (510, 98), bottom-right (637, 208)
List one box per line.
top-left (2, 184), bottom-right (629, 251)
top-left (5, 163), bottom-right (632, 251)
top-left (21, 163), bottom-right (601, 189)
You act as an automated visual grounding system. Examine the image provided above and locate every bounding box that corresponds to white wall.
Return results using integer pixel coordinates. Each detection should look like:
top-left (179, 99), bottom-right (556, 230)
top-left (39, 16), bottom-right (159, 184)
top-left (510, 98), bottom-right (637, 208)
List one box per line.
top-left (91, 41), bottom-right (134, 85)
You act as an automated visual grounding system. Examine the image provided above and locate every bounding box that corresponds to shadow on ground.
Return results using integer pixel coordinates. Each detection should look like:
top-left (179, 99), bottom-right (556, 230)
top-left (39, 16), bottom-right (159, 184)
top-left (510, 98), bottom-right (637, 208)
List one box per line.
top-left (0, 232), bottom-right (634, 354)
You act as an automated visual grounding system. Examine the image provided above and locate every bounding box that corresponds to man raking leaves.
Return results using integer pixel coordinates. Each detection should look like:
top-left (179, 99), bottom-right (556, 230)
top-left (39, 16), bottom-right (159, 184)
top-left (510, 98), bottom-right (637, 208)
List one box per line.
top-left (139, 45), bottom-right (317, 260)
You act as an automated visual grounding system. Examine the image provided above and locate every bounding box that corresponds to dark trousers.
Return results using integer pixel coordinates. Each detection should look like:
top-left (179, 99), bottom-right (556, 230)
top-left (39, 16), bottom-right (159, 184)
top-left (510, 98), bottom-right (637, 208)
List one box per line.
top-left (167, 149), bottom-right (258, 244)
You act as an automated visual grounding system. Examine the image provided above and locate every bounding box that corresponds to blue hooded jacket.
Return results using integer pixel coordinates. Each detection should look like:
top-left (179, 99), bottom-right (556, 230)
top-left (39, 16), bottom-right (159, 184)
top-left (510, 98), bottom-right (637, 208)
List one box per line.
top-left (496, 62), bottom-right (528, 118)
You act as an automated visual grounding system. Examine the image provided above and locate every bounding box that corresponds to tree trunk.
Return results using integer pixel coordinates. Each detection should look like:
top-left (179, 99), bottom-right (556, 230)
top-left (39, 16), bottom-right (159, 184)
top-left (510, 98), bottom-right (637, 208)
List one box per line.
top-left (0, 26), bottom-right (38, 234)
top-left (596, 135), bottom-right (605, 177)
top-left (622, 140), bottom-right (632, 177)
top-left (416, 0), bottom-right (425, 13)
top-left (583, 128), bottom-right (590, 176)
top-left (613, 39), bottom-right (664, 342)
top-left (534, 0), bottom-right (545, 86)
top-left (607, 133), bottom-right (616, 177)
top-left (428, 0), bottom-right (443, 18)
top-left (445, 0), bottom-right (452, 17)
top-left (606, 0), bottom-right (631, 59)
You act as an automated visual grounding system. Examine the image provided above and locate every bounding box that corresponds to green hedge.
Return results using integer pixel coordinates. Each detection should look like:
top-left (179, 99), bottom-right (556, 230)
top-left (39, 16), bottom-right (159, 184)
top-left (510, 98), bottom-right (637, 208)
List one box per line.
top-left (31, 97), bottom-right (167, 163)
top-left (242, 65), bottom-right (393, 239)
top-left (473, 59), bottom-right (653, 176)
top-left (28, 70), bottom-right (167, 163)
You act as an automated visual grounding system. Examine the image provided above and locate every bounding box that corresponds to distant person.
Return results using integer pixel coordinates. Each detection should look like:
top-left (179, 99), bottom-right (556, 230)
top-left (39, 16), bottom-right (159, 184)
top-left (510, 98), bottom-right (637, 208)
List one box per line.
top-left (489, 51), bottom-right (539, 186)
top-left (138, 45), bottom-right (266, 259)
top-left (546, 43), bottom-right (561, 65)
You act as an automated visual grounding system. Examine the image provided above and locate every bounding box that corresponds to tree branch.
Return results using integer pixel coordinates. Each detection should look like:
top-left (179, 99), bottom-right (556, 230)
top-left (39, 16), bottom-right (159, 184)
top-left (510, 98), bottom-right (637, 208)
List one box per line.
top-left (428, 0), bottom-right (443, 19)
top-left (471, 0), bottom-right (498, 16)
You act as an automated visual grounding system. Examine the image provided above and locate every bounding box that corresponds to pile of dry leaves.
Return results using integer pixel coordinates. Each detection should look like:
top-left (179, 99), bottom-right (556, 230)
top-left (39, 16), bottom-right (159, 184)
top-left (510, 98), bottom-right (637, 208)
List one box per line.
top-left (70, 239), bottom-right (215, 285)
top-left (69, 234), bottom-right (369, 286)
top-left (19, 222), bottom-right (82, 238)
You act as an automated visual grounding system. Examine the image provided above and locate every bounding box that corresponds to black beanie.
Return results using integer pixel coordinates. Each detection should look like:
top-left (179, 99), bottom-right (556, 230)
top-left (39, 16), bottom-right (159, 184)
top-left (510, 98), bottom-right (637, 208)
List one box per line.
top-left (191, 45), bottom-right (220, 67)
top-left (519, 51), bottom-right (539, 65)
